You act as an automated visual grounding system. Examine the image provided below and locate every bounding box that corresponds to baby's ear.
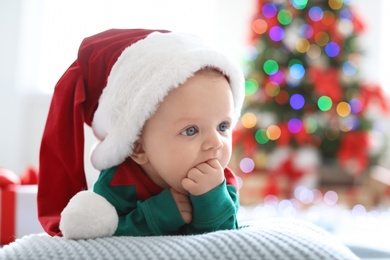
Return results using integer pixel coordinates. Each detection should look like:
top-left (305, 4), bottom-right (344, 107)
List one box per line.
top-left (130, 140), bottom-right (148, 165)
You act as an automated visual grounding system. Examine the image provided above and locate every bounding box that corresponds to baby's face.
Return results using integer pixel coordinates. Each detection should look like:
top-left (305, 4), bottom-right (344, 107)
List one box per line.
top-left (138, 70), bottom-right (234, 194)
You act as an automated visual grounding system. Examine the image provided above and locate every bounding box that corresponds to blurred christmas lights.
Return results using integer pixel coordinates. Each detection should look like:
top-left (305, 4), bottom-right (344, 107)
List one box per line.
top-left (269, 70), bottom-right (285, 84)
top-left (325, 42), bottom-right (340, 57)
top-left (269, 26), bottom-right (285, 41)
top-left (239, 158), bottom-right (256, 173)
top-left (288, 118), bottom-right (303, 133)
top-left (245, 78), bottom-right (259, 96)
top-left (290, 94), bottom-right (305, 110)
top-left (234, 0), bottom-right (388, 203)
top-left (277, 10), bottom-right (293, 25)
top-left (263, 60), bottom-right (278, 75)
top-left (309, 6), bottom-right (324, 22)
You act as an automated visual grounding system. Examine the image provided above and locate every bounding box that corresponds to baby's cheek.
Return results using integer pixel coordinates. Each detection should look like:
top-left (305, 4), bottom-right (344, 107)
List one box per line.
top-left (221, 148), bottom-right (232, 168)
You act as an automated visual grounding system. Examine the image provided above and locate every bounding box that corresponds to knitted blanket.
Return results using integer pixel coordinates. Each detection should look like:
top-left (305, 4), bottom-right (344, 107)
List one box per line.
top-left (1, 219), bottom-right (357, 260)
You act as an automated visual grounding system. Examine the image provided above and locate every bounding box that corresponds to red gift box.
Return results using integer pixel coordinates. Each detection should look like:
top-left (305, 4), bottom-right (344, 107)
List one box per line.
top-left (0, 167), bottom-right (43, 244)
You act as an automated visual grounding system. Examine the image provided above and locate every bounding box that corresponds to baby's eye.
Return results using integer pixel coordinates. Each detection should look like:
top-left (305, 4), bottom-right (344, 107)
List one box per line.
top-left (218, 122), bottom-right (230, 132)
top-left (181, 126), bottom-right (198, 136)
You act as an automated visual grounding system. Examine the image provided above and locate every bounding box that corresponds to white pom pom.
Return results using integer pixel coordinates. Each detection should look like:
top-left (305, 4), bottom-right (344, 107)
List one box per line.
top-left (60, 191), bottom-right (118, 240)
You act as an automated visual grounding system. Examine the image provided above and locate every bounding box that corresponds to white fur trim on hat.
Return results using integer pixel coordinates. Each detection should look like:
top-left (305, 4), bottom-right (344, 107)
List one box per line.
top-left (91, 31), bottom-right (245, 170)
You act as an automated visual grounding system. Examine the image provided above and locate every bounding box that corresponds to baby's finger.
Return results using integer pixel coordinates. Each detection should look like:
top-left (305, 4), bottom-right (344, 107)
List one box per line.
top-left (186, 167), bottom-right (203, 180)
top-left (194, 162), bottom-right (213, 173)
top-left (206, 158), bottom-right (222, 169)
top-left (182, 177), bottom-right (197, 190)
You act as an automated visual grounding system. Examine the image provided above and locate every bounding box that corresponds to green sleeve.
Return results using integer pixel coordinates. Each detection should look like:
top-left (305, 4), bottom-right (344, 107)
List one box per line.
top-left (93, 168), bottom-right (185, 236)
top-left (184, 179), bottom-right (239, 234)
top-left (116, 189), bottom-right (185, 236)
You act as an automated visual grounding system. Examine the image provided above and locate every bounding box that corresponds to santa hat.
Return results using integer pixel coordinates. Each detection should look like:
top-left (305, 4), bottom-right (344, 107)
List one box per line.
top-left (38, 29), bottom-right (245, 236)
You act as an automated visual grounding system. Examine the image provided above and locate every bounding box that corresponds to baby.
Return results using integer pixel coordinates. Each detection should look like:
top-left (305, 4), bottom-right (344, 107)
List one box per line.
top-left (38, 29), bottom-right (245, 239)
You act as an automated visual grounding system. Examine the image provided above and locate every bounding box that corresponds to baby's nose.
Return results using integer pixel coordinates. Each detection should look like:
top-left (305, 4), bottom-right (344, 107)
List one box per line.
top-left (202, 132), bottom-right (223, 151)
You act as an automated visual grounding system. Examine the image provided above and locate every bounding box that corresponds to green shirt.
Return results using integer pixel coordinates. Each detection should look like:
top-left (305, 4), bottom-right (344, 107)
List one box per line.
top-left (93, 158), bottom-right (239, 236)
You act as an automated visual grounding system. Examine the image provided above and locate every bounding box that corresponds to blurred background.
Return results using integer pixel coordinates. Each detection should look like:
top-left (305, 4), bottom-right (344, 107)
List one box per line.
top-left (1, 0), bottom-right (390, 254)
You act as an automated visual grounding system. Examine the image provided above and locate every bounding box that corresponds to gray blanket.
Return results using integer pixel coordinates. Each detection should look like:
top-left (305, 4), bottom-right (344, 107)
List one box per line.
top-left (0, 219), bottom-right (358, 260)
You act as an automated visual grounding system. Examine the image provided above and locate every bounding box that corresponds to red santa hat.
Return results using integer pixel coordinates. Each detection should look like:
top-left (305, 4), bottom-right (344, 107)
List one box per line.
top-left (38, 29), bottom-right (245, 236)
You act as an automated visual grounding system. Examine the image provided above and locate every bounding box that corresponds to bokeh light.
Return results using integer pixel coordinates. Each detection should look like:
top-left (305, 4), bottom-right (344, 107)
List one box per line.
top-left (286, 75), bottom-right (300, 87)
top-left (278, 199), bottom-right (297, 216)
top-left (269, 70), bottom-right (285, 84)
top-left (290, 94), bottom-right (305, 110)
top-left (338, 19), bottom-right (354, 36)
top-left (328, 0), bottom-right (343, 10)
top-left (336, 102), bottom-right (351, 117)
top-left (275, 90), bottom-right (289, 104)
top-left (342, 61), bottom-right (357, 76)
top-left (243, 45), bottom-right (258, 61)
top-left (288, 118), bottom-right (303, 133)
top-left (309, 6), bottom-right (324, 22)
top-left (325, 42), bottom-right (340, 57)
top-left (348, 52), bottom-right (361, 64)
top-left (304, 117), bottom-right (318, 134)
top-left (253, 152), bottom-right (268, 169)
top-left (349, 98), bottom-right (363, 114)
top-left (323, 190), bottom-right (338, 205)
top-left (265, 82), bottom-right (280, 97)
top-left (318, 96), bottom-right (332, 111)
top-left (322, 11), bottom-right (335, 25)
top-left (255, 129), bottom-right (269, 144)
top-left (291, 0), bottom-right (308, 9)
top-left (269, 26), bottom-right (285, 42)
top-left (340, 115), bottom-right (360, 132)
top-left (352, 204), bottom-right (367, 217)
top-left (307, 44), bottom-right (321, 59)
top-left (296, 38), bottom-right (310, 53)
top-left (289, 63), bottom-right (305, 79)
top-left (266, 125), bottom-right (281, 140)
top-left (252, 19), bottom-right (268, 35)
top-left (315, 32), bottom-right (329, 46)
top-left (241, 112), bottom-right (257, 128)
top-left (245, 78), bottom-right (259, 96)
top-left (262, 3), bottom-right (278, 18)
top-left (340, 8), bottom-right (353, 20)
top-left (299, 24), bottom-right (313, 38)
top-left (294, 186), bottom-right (314, 204)
top-left (239, 158), bottom-right (255, 173)
top-left (288, 58), bottom-right (302, 67)
top-left (278, 10), bottom-right (293, 25)
top-left (263, 60), bottom-right (279, 75)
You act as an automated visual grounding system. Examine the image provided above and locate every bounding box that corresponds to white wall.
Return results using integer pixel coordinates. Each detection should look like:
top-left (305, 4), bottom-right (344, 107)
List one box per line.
top-left (0, 0), bottom-right (255, 187)
top-left (354, 0), bottom-right (390, 170)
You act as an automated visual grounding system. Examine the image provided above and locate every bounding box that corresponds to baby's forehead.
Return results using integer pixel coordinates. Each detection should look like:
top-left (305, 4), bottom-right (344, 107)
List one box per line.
top-left (170, 69), bottom-right (230, 95)
top-left (144, 66), bottom-right (233, 127)
top-left (160, 73), bottom-right (232, 108)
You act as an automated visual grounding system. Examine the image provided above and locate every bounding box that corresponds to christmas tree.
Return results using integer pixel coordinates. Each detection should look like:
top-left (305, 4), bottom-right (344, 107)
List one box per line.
top-left (233, 0), bottom-right (388, 198)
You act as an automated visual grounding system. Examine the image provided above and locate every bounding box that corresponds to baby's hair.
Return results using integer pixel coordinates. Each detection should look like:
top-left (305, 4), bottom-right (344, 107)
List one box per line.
top-left (198, 66), bottom-right (231, 84)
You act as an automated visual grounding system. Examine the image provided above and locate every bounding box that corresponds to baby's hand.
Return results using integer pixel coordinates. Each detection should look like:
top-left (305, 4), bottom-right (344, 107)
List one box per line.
top-left (170, 188), bottom-right (192, 224)
top-left (182, 159), bottom-right (224, 196)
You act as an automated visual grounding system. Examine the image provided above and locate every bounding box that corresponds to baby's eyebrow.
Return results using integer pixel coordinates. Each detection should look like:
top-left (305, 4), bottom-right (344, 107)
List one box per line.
top-left (174, 116), bottom-right (199, 124)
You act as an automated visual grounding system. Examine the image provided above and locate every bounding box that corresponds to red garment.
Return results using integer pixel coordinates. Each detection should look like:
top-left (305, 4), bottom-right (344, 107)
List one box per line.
top-left (38, 29), bottom-right (168, 236)
top-left (107, 158), bottom-right (238, 200)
